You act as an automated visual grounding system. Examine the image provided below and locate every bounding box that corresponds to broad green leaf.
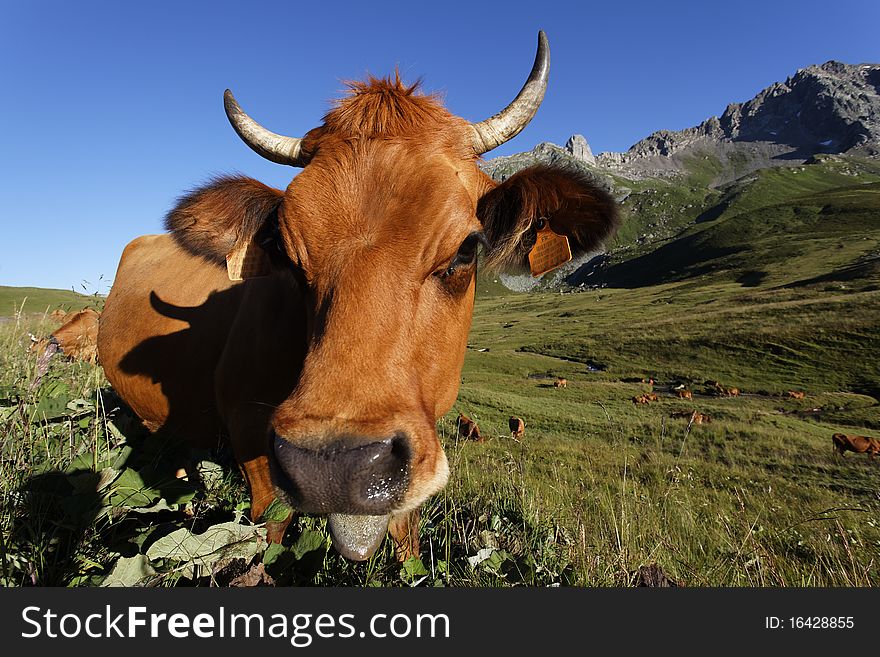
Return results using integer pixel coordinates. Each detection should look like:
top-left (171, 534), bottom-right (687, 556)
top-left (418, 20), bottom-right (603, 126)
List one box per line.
top-left (483, 549), bottom-right (513, 574)
top-left (107, 468), bottom-right (161, 508)
top-left (292, 529), bottom-right (326, 560)
top-left (145, 521), bottom-right (267, 575)
top-left (400, 556), bottom-right (428, 580)
top-left (101, 554), bottom-right (157, 587)
top-left (262, 542), bottom-right (287, 566)
top-left (261, 497), bottom-right (293, 523)
top-left (67, 398), bottom-right (94, 413)
top-left (33, 395), bottom-right (73, 422)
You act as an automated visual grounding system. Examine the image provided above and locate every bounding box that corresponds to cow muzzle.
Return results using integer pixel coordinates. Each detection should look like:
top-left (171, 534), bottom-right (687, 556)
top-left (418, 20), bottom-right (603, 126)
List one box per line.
top-left (272, 433), bottom-right (410, 560)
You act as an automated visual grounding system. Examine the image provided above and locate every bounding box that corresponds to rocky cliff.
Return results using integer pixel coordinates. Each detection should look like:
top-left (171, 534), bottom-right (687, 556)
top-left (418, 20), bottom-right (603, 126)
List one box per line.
top-left (483, 61), bottom-right (880, 186)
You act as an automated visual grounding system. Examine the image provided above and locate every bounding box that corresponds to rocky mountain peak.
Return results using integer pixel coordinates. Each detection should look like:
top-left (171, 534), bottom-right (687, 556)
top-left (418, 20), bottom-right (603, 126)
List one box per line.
top-left (589, 60), bottom-right (880, 180)
top-left (565, 134), bottom-right (595, 163)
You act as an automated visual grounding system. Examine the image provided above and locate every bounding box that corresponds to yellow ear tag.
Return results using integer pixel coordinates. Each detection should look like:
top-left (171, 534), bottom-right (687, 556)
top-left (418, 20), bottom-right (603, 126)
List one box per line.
top-left (528, 220), bottom-right (572, 277)
top-left (226, 239), bottom-right (271, 281)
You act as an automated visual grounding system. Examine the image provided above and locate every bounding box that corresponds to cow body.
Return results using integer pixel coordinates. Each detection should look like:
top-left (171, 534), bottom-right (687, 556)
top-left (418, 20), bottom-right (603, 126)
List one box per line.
top-left (32, 307), bottom-right (101, 364)
top-left (98, 33), bottom-right (619, 562)
top-left (832, 433), bottom-right (880, 458)
top-left (509, 416), bottom-right (525, 439)
top-left (457, 414), bottom-right (483, 442)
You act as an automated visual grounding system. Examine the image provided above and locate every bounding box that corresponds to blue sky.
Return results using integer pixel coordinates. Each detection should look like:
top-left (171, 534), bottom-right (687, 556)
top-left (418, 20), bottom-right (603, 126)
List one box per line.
top-left (2, 0), bottom-right (879, 292)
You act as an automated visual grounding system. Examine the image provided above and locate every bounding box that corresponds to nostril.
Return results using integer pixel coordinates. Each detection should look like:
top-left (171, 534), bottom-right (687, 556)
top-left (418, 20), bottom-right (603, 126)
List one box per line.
top-left (272, 433), bottom-right (411, 514)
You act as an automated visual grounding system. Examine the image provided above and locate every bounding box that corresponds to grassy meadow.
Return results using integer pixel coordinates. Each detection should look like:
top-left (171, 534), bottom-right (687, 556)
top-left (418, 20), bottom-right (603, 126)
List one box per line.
top-left (1, 154), bottom-right (879, 587)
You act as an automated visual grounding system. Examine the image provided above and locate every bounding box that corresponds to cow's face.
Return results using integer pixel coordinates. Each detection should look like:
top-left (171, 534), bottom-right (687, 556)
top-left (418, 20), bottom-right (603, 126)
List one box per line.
top-left (166, 33), bottom-right (619, 559)
top-left (270, 127), bottom-right (489, 521)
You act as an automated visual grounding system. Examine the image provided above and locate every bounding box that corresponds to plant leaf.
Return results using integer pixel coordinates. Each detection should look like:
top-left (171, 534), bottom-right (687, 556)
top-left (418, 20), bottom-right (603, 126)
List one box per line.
top-left (145, 521), bottom-right (267, 573)
top-left (101, 554), bottom-right (157, 587)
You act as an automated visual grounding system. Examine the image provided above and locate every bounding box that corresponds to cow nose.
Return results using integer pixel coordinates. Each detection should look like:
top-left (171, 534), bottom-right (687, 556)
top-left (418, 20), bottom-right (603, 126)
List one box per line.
top-left (272, 433), bottom-right (410, 514)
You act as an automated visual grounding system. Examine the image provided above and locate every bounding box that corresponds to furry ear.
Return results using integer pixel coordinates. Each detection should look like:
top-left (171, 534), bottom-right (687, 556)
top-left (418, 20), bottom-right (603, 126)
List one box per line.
top-left (477, 165), bottom-right (620, 273)
top-left (165, 175), bottom-right (285, 268)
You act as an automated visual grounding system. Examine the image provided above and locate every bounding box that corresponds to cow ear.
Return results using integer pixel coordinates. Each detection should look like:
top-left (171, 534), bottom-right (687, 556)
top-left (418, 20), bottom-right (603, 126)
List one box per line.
top-left (476, 165), bottom-right (620, 273)
top-left (165, 175), bottom-right (287, 279)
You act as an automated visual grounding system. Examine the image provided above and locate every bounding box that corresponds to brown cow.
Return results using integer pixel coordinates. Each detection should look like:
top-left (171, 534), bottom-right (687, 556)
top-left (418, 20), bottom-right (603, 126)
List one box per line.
top-left (677, 389), bottom-right (692, 400)
top-left (632, 393), bottom-right (657, 404)
top-left (509, 416), bottom-right (525, 439)
top-left (97, 32), bottom-right (620, 563)
top-left (692, 412), bottom-right (711, 425)
top-left (726, 387), bottom-right (740, 397)
top-left (832, 433), bottom-right (880, 459)
top-left (554, 377), bottom-right (568, 389)
top-left (670, 410), bottom-right (710, 424)
top-left (457, 413), bottom-right (483, 442)
top-left (31, 308), bottom-right (100, 365)
top-left (787, 390), bottom-right (805, 399)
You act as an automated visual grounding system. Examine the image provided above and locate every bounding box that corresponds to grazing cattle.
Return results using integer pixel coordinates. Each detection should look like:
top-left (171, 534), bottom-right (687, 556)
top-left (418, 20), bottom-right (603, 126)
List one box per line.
top-left (677, 389), bottom-right (692, 400)
top-left (832, 433), bottom-right (880, 459)
top-left (554, 377), bottom-right (568, 389)
top-left (670, 410), bottom-right (710, 424)
top-left (632, 393), bottom-right (657, 404)
top-left (96, 32), bottom-right (620, 563)
top-left (787, 390), bottom-right (805, 399)
top-left (509, 416), bottom-right (525, 439)
top-left (457, 414), bottom-right (483, 442)
top-left (726, 387), bottom-right (740, 397)
top-left (31, 308), bottom-right (101, 365)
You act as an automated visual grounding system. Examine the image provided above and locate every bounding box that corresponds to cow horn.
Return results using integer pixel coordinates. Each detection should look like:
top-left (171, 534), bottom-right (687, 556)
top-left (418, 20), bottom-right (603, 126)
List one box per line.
top-left (224, 89), bottom-right (309, 167)
top-left (469, 31), bottom-right (550, 155)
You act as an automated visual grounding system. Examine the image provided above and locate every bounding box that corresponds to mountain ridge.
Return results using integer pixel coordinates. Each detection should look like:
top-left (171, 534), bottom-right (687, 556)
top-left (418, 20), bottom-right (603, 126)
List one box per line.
top-left (484, 60), bottom-right (880, 187)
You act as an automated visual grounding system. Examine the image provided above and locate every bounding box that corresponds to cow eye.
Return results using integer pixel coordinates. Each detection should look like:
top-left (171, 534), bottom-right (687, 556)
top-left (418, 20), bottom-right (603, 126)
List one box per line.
top-left (437, 232), bottom-right (489, 280)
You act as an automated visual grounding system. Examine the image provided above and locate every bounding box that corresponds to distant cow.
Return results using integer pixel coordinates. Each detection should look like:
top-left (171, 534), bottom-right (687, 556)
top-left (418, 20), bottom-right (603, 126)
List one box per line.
top-left (677, 389), bottom-right (693, 400)
top-left (692, 412), bottom-right (711, 425)
top-left (832, 433), bottom-right (880, 459)
top-left (554, 378), bottom-right (568, 389)
top-left (509, 416), bottom-right (525, 439)
top-left (458, 414), bottom-right (483, 442)
top-left (633, 393), bottom-right (657, 404)
top-left (787, 391), bottom-right (805, 399)
top-left (30, 308), bottom-right (100, 365)
top-left (726, 387), bottom-right (740, 397)
top-left (671, 410), bottom-right (710, 424)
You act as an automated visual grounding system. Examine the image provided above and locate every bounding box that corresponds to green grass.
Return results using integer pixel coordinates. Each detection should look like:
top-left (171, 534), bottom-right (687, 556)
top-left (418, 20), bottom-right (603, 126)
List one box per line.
top-left (3, 262), bottom-right (878, 586)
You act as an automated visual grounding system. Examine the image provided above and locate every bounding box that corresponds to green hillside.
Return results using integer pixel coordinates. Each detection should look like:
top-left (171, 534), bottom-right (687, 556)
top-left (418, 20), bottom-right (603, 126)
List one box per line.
top-left (591, 156), bottom-right (880, 291)
top-left (0, 286), bottom-right (101, 317)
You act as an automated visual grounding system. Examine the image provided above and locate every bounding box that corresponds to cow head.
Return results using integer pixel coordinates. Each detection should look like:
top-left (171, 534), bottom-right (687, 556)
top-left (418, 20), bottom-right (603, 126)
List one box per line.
top-left (166, 32), bottom-right (619, 559)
